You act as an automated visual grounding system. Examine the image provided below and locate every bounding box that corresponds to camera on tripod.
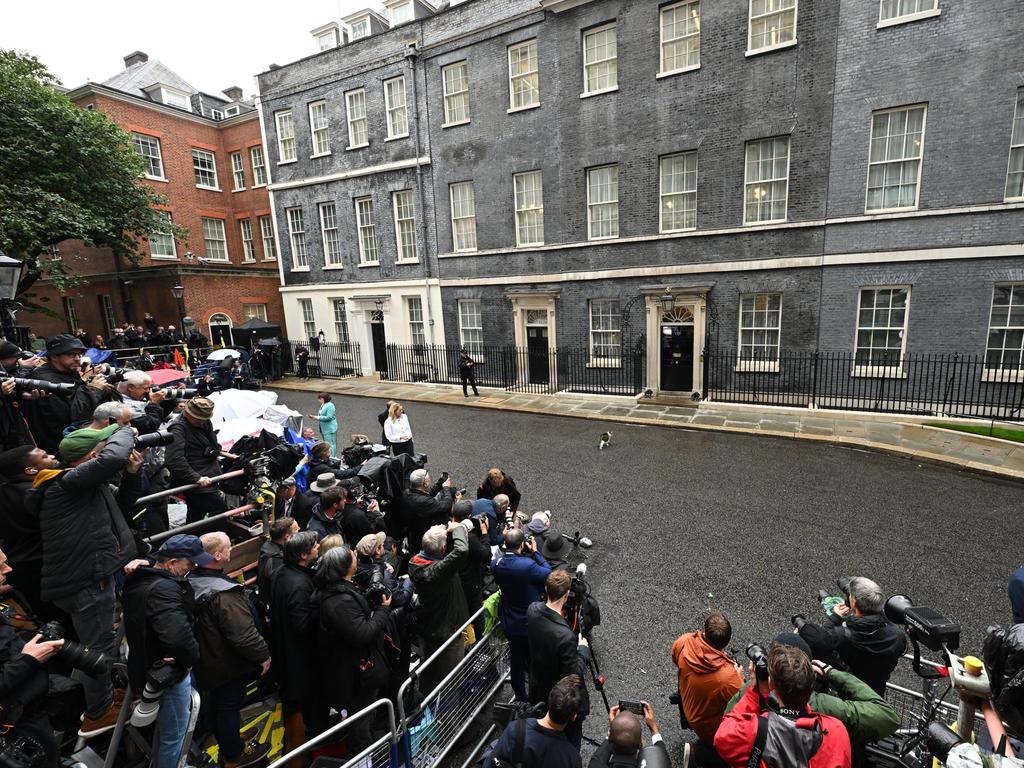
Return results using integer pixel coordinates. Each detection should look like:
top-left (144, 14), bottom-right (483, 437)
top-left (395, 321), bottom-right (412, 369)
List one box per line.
top-left (36, 620), bottom-right (111, 677)
top-left (885, 593), bottom-right (962, 679)
top-left (563, 563), bottom-right (601, 638)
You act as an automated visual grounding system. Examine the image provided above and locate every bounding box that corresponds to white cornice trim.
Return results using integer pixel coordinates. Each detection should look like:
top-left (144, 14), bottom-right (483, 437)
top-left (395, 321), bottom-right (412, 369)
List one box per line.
top-left (540, 0), bottom-right (597, 11)
top-left (439, 244), bottom-right (1024, 287)
top-left (436, 201), bottom-right (1024, 259)
top-left (279, 277), bottom-right (439, 293)
top-left (64, 83), bottom-right (257, 127)
top-left (268, 156), bottom-right (431, 190)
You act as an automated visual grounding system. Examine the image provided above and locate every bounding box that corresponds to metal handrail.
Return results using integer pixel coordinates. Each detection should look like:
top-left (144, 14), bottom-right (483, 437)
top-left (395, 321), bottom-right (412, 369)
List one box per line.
top-left (144, 505), bottom-right (255, 544)
top-left (264, 698), bottom-right (397, 768)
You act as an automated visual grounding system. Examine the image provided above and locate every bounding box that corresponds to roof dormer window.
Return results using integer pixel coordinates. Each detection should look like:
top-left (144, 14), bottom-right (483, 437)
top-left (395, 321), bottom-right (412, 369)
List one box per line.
top-left (159, 87), bottom-right (190, 111)
top-left (349, 17), bottom-right (370, 39)
top-left (390, 1), bottom-right (413, 25)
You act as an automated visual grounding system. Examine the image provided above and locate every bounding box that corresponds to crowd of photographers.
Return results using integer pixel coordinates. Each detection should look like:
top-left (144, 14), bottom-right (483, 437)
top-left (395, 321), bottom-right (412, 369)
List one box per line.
top-left (4, 332), bottom-right (1024, 768)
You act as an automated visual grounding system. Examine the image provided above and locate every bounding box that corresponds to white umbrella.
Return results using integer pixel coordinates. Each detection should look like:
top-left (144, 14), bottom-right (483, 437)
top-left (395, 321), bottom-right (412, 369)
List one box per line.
top-left (206, 348), bottom-right (242, 362)
top-left (209, 389), bottom-right (278, 422)
top-left (215, 417), bottom-right (284, 450)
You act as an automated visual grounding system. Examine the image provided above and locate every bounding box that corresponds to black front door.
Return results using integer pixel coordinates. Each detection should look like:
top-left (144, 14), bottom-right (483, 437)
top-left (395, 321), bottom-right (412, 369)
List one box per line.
top-left (371, 322), bottom-right (387, 374)
top-left (527, 327), bottom-right (549, 384)
top-left (660, 325), bottom-right (694, 392)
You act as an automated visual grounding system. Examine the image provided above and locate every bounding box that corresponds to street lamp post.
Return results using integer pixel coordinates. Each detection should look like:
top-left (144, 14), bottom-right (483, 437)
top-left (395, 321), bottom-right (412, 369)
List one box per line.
top-left (0, 252), bottom-right (24, 343)
top-left (170, 284), bottom-right (186, 333)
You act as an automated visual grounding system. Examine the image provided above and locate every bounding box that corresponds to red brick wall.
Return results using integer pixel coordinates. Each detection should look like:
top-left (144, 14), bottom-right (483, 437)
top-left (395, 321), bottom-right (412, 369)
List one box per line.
top-left (19, 89), bottom-right (288, 342)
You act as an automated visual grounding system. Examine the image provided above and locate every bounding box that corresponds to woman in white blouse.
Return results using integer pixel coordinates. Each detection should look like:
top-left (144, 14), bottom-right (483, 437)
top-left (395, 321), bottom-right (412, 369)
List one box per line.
top-left (384, 402), bottom-right (414, 456)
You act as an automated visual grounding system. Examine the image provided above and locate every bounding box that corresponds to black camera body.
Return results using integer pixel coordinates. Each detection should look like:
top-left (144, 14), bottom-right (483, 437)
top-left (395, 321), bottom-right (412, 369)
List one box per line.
top-left (38, 621), bottom-right (111, 677)
top-left (364, 564), bottom-right (392, 609)
top-left (0, 374), bottom-right (76, 396)
top-left (134, 430), bottom-right (174, 450)
top-left (0, 733), bottom-right (49, 768)
top-left (746, 643), bottom-right (769, 681)
top-left (885, 595), bottom-right (961, 652)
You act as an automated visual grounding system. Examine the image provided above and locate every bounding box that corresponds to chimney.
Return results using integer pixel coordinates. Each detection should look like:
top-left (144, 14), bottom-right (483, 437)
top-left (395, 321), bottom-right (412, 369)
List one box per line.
top-left (223, 86), bottom-right (243, 102)
top-left (124, 51), bottom-right (149, 68)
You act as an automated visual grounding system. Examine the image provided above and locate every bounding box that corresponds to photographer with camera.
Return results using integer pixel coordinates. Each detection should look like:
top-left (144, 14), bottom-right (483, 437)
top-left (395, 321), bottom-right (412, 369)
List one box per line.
top-left (409, 521), bottom-right (470, 695)
top-left (355, 533), bottom-right (414, 609)
top-left (527, 569), bottom-right (590, 750)
top-left (488, 675), bottom-right (586, 768)
top-left (473, 493), bottom-right (510, 546)
top-left (671, 613), bottom-right (743, 760)
top-left (724, 633), bottom-right (899, 757)
top-left (307, 485), bottom-right (347, 541)
top-left (796, 577), bottom-right (906, 695)
top-left (313, 545), bottom-right (395, 747)
top-left (22, 335), bottom-right (115, 455)
top-left (0, 341), bottom-right (43, 452)
top-left (0, 546), bottom-right (66, 768)
top-left (477, 468), bottom-right (521, 514)
top-left (588, 701), bottom-right (669, 768)
top-left (404, 468), bottom-right (456, 556)
top-left (494, 528), bottom-right (552, 703)
top-left (88, 401), bottom-right (133, 429)
top-left (114, 370), bottom-right (175, 434)
top-left (165, 397), bottom-right (228, 524)
top-left (190, 533), bottom-right (272, 768)
top-left (258, 516), bottom-right (299, 610)
top-left (268, 531), bottom-right (320, 765)
top-left (451, 500), bottom-right (492, 633)
top-left (33, 423), bottom-right (138, 737)
top-left (123, 534), bottom-right (208, 768)
top-left (715, 641), bottom-right (852, 768)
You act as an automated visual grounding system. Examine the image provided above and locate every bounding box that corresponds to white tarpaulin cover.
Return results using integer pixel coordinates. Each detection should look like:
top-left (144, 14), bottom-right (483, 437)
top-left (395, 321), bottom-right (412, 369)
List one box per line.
top-left (262, 403), bottom-right (303, 433)
top-left (209, 389), bottom-right (278, 423)
top-left (215, 417), bottom-right (285, 449)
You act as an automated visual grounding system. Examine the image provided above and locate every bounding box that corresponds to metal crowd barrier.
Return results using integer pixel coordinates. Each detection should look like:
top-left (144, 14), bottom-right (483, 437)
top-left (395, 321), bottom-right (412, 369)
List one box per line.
top-left (398, 606), bottom-right (510, 768)
top-left (265, 699), bottom-right (398, 768)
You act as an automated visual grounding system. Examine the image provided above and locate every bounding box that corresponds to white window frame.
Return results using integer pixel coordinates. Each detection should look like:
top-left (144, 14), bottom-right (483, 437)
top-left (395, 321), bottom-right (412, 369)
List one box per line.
top-left (393, 190), bottom-right (417, 263)
top-left (243, 303), bottom-right (268, 321)
top-left (737, 294), bottom-right (782, 372)
top-left (201, 217), bottom-right (229, 262)
top-left (239, 218), bottom-right (255, 262)
top-left (349, 18), bottom-right (370, 40)
top-left (588, 299), bottom-right (622, 367)
top-left (308, 100), bottom-right (331, 157)
top-left (586, 164), bottom-right (619, 240)
top-left (878, 0), bottom-right (940, 28)
top-left (384, 76), bottom-right (409, 140)
top-left (160, 88), bottom-right (190, 110)
top-left (659, 152), bottom-right (698, 233)
top-left (317, 29), bottom-right (337, 50)
top-left (442, 61), bottom-right (471, 127)
top-left (853, 286), bottom-right (911, 377)
top-left (318, 202), bottom-right (342, 267)
top-left (984, 283), bottom-right (1024, 382)
top-left (513, 170), bottom-right (544, 247)
top-left (345, 89), bottom-right (368, 149)
top-left (298, 298), bottom-right (316, 340)
top-left (355, 196), bottom-right (379, 265)
top-left (660, 1), bottom-right (701, 76)
top-left (132, 133), bottom-right (165, 180)
top-left (743, 136), bottom-right (790, 225)
top-left (582, 23), bottom-right (618, 98)
top-left (149, 211), bottom-right (177, 259)
top-left (1005, 89), bottom-right (1024, 201)
top-left (508, 39), bottom-right (540, 112)
top-left (458, 299), bottom-right (484, 356)
top-left (275, 110), bottom-right (296, 163)
top-left (332, 298), bottom-right (351, 343)
top-left (449, 182), bottom-right (478, 252)
top-left (407, 296), bottom-right (426, 346)
top-left (230, 151), bottom-right (246, 191)
top-left (747, 0), bottom-right (798, 56)
top-left (250, 146), bottom-right (267, 186)
top-left (286, 207), bottom-right (309, 270)
top-left (191, 148), bottom-right (219, 190)
top-left (390, 0), bottom-right (413, 25)
top-left (865, 104), bottom-right (927, 213)
top-left (259, 215), bottom-right (276, 261)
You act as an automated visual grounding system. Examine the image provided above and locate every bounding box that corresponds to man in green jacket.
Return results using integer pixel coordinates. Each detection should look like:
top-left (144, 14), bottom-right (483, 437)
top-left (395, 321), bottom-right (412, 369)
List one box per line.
top-left (408, 521), bottom-right (469, 696)
top-left (725, 633), bottom-right (900, 745)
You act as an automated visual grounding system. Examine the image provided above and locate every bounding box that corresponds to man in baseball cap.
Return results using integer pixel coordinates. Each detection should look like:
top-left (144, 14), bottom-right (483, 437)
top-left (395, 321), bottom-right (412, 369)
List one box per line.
top-left (58, 423), bottom-right (120, 463)
top-left (21, 334), bottom-right (113, 455)
top-left (166, 397), bottom-right (226, 524)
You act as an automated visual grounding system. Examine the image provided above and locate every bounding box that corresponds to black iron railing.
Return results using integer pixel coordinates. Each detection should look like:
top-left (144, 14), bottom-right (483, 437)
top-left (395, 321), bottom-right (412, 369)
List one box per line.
top-left (284, 340), bottom-right (362, 379)
top-left (704, 348), bottom-right (1024, 421)
top-left (381, 344), bottom-right (646, 396)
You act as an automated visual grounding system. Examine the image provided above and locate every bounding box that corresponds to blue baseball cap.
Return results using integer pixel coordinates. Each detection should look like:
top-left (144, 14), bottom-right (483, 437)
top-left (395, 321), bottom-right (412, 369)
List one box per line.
top-left (157, 534), bottom-right (215, 566)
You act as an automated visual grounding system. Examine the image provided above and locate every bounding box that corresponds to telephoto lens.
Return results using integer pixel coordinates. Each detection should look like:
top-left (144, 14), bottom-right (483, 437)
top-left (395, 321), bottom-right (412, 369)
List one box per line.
top-left (791, 614), bottom-right (808, 630)
top-left (38, 621), bottom-right (111, 677)
top-left (131, 660), bottom-right (188, 728)
top-left (134, 431), bottom-right (174, 450)
top-left (745, 642), bottom-right (769, 681)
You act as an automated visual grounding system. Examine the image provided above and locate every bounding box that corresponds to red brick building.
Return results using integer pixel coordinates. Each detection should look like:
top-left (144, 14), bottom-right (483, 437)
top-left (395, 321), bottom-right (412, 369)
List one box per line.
top-left (21, 52), bottom-right (284, 345)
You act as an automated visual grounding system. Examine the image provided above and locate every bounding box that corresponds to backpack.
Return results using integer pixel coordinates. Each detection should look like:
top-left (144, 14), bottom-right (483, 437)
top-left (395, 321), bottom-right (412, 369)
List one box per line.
top-left (481, 717), bottom-right (527, 768)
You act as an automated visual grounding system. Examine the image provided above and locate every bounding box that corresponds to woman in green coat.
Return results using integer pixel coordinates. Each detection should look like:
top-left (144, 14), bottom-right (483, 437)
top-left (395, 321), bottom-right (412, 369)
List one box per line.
top-left (308, 392), bottom-right (338, 455)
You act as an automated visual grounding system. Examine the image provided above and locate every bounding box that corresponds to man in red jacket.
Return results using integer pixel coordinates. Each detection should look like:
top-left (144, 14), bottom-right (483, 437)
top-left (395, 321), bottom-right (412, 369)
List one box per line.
top-left (715, 642), bottom-right (851, 768)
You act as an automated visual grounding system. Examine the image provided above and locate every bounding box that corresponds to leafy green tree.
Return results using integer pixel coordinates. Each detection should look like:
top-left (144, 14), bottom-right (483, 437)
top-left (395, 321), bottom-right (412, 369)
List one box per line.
top-left (0, 49), bottom-right (178, 305)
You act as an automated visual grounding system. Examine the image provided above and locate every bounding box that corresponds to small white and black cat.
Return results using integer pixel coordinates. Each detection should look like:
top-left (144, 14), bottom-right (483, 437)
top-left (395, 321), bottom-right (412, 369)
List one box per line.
top-left (598, 431), bottom-right (612, 450)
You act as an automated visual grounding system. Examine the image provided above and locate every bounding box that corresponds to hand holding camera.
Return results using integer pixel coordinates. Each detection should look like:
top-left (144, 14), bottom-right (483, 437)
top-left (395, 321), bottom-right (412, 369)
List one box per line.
top-left (20, 633), bottom-right (64, 663)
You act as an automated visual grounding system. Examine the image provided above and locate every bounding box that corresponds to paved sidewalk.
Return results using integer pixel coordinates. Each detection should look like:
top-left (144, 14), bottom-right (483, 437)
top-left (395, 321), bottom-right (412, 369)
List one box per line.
top-left (271, 375), bottom-right (1024, 483)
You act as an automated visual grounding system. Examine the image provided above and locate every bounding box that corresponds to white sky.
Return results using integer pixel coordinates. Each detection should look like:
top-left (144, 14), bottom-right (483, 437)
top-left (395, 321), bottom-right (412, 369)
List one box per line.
top-left (1, 0), bottom-right (385, 99)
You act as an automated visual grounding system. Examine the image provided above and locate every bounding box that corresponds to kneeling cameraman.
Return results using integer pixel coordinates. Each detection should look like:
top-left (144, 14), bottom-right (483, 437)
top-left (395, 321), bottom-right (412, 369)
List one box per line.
top-left (588, 702), bottom-right (669, 768)
top-left (0, 546), bottom-right (66, 768)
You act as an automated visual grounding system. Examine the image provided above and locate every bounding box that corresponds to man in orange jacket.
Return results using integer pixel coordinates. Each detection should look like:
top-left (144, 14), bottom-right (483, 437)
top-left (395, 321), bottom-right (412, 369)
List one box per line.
top-left (671, 613), bottom-right (743, 762)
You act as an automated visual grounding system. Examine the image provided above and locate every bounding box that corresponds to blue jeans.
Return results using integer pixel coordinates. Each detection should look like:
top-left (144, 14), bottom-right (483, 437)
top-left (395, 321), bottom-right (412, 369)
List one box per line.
top-left (52, 581), bottom-right (115, 719)
top-left (152, 675), bottom-right (194, 768)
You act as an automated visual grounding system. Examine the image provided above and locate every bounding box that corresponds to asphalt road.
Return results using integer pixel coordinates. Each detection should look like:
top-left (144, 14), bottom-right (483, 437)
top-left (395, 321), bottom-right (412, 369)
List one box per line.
top-left (280, 389), bottom-right (1024, 759)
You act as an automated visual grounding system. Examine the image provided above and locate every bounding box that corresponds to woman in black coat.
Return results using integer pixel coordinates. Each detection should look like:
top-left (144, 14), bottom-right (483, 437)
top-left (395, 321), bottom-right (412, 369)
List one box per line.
top-left (476, 467), bottom-right (522, 513)
top-left (313, 546), bottom-right (394, 749)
